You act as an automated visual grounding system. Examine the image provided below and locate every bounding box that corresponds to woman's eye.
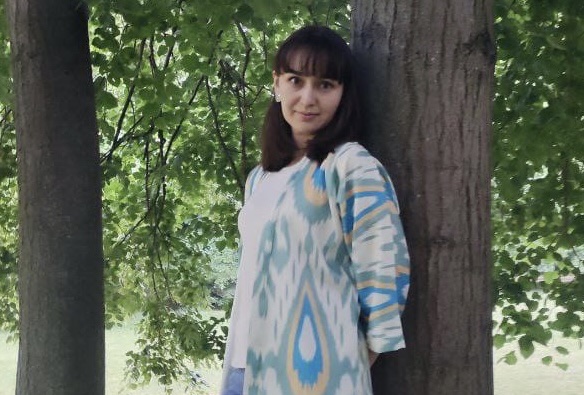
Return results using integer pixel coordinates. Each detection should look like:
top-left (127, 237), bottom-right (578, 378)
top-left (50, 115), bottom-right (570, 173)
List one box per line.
top-left (320, 80), bottom-right (335, 89)
top-left (288, 76), bottom-right (300, 84)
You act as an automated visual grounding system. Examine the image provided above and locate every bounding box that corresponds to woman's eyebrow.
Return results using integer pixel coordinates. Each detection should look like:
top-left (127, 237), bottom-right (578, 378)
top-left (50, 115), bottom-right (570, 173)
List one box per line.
top-left (282, 67), bottom-right (305, 75)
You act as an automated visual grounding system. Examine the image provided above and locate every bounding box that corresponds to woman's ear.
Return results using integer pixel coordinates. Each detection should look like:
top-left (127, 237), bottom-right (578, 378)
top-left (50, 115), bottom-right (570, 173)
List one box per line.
top-left (272, 71), bottom-right (282, 102)
top-left (272, 71), bottom-right (280, 90)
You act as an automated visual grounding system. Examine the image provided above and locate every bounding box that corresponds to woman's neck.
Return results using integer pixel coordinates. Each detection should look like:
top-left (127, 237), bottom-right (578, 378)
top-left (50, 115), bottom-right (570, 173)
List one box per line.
top-left (289, 149), bottom-right (305, 166)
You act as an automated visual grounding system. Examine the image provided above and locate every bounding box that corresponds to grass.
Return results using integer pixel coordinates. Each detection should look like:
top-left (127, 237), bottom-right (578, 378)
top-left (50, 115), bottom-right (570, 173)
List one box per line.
top-left (2, 323), bottom-right (583, 394)
top-left (0, 323), bottom-right (222, 395)
top-left (494, 335), bottom-right (584, 395)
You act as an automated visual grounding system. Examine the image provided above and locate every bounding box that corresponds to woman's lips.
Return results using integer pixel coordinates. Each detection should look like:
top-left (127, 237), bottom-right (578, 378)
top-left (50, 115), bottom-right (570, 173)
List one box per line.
top-left (297, 111), bottom-right (318, 121)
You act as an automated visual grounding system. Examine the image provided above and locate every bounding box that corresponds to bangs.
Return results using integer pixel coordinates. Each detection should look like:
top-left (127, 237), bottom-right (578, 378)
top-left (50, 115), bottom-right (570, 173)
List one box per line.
top-left (279, 47), bottom-right (344, 81)
top-left (276, 44), bottom-right (351, 83)
top-left (274, 26), bottom-right (354, 83)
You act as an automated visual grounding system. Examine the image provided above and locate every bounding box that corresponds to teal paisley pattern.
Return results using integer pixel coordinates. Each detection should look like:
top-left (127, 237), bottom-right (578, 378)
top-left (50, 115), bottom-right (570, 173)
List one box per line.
top-left (225, 142), bottom-right (410, 395)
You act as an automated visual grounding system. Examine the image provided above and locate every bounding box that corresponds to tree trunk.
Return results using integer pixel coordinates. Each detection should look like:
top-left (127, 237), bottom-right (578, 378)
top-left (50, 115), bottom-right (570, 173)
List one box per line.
top-left (7, 1), bottom-right (104, 394)
top-left (351, 1), bottom-right (495, 394)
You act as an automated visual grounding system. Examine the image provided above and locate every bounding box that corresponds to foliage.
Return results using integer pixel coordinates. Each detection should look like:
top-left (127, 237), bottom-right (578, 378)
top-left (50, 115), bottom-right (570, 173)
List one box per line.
top-left (0, 0), bottom-right (583, 389)
top-left (91, 0), bottom-right (349, 389)
top-left (492, 0), bottom-right (584, 367)
top-left (0, 0), bottom-right (18, 336)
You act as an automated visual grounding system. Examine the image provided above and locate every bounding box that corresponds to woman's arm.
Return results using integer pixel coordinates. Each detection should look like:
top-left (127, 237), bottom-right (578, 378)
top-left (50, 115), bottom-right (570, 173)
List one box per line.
top-left (332, 143), bottom-right (410, 354)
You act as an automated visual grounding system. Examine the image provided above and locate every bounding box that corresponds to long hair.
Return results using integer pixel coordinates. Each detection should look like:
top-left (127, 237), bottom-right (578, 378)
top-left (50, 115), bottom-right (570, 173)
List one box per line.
top-left (261, 25), bottom-right (363, 171)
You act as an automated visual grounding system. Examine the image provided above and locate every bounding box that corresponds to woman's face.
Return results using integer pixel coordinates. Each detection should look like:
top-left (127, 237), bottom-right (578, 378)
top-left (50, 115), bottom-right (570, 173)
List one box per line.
top-left (273, 56), bottom-right (343, 147)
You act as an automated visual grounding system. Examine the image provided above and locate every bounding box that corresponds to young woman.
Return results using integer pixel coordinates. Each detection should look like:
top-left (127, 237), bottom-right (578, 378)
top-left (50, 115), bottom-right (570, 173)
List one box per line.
top-left (220, 25), bottom-right (410, 395)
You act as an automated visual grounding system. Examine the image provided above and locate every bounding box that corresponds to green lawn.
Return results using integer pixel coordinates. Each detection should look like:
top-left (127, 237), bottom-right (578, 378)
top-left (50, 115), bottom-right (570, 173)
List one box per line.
top-left (0, 323), bottom-right (221, 395)
top-left (1, 324), bottom-right (583, 394)
top-left (494, 336), bottom-right (584, 395)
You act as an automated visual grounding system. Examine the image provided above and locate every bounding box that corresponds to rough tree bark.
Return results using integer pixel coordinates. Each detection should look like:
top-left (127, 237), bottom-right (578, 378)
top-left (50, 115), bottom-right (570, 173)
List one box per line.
top-left (351, 1), bottom-right (496, 394)
top-left (7, 1), bottom-right (104, 394)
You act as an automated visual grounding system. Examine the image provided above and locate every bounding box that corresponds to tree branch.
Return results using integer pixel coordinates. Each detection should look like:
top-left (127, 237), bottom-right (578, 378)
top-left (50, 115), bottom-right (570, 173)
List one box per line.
top-left (235, 22), bottom-right (253, 187)
top-left (163, 75), bottom-right (205, 162)
top-left (0, 108), bottom-right (14, 144)
top-left (148, 36), bottom-right (158, 75)
top-left (162, 27), bottom-right (179, 71)
top-left (205, 77), bottom-right (244, 193)
top-left (105, 38), bottom-right (147, 163)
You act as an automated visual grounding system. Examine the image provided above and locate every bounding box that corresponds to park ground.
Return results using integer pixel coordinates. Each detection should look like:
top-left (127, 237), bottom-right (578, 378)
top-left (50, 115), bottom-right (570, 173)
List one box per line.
top-left (1, 321), bottom-right (583, 395)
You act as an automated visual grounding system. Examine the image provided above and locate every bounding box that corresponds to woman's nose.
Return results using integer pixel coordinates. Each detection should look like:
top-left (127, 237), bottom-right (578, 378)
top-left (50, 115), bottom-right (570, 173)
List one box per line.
top-left (300, 85), bottom-right (317, 105)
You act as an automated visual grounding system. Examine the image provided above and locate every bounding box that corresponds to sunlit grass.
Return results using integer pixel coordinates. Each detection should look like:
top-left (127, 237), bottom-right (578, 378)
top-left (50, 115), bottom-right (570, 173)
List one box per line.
top-left (0, 322), bottom-right (222, 395)
top-left (2, 322), bottom-right (583, 394)
top-left (494, 335), bottom-right (584, 395)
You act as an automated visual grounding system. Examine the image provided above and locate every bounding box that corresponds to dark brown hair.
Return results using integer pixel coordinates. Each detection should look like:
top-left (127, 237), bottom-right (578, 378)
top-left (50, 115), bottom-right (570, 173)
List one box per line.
top-left (261, 25), bottom-right (363, 171)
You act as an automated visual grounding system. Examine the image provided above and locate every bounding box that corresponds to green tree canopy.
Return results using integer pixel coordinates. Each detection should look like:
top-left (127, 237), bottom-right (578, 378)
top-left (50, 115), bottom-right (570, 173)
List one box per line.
top-left (493, 0), bottom-right (584, 367)
top-left (0, 0), bottom-right (582, 388)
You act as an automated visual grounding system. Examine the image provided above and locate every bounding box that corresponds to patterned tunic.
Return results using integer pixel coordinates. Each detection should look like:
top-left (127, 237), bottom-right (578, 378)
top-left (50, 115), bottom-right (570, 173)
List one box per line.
top-left (222, 142), bottom-right (410, 395)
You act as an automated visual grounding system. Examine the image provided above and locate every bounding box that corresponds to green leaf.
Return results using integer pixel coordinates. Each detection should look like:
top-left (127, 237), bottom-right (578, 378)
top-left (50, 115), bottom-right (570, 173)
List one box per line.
top-left (234, 3), bottom-right (254, 22)
top-left (96, 90), bottom-right (118, 110)
top-left (545, 36), bottom-right (566, 51)
top-left (543, 271), bottom-right (559, 284)
top-left (541, 356), bottom-right (552, 365)
top-left (518, 336), bottom-right (535, 359)
top-left (503, 351), bottom-right (518, 365)
top-left (555, 346), bottom-right (569, 356)
top-left (493, 334), bottom-right (506, 349)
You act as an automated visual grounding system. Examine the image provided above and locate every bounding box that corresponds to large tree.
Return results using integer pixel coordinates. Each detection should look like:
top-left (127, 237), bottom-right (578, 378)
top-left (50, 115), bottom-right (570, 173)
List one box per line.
top-left (351, 0), bottom-right (496, 393)
top-left (6, 0), bottom-right (104, 394)
top-left (492, 0), bottom-right (584, 364)
top-left (0, 0), bottom-right (582, 391)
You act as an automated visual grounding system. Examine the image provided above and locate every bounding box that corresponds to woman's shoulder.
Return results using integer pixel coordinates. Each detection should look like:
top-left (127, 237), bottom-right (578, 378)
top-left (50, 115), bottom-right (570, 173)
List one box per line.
top-left (244, 165), bottom-right (265, 197)
top-left (246, 164), bottom-right (264, 183)
top-left (333, 141), bottom-right (369, 158)
top-left (327, 142), bottom-right (380, 173)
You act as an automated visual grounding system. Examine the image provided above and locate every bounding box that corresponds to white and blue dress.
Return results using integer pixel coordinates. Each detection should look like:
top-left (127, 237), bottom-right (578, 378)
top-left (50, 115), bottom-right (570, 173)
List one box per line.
top-left (221, 142), bottom-right (410, 395)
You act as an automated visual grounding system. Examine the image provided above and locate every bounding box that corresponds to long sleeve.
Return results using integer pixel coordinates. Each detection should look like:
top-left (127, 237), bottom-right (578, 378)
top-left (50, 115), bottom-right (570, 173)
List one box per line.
top-left (333, 143), bottom-right (410, 353)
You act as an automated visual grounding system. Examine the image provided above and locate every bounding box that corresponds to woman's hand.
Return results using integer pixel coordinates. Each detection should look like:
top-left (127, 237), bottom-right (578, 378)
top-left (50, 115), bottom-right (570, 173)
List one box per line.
top-left (368, 350), bottom-right (379, 367)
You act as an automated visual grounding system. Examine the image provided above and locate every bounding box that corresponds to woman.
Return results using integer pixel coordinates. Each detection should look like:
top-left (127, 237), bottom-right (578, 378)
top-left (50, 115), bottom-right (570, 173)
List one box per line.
top-left (220, 25), bottom-right (410, 395)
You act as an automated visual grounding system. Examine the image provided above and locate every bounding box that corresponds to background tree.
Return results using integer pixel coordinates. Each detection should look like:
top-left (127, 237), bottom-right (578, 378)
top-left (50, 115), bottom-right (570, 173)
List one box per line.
top-left (6, 0), bottom-right (104, 394)
top-left (351, 0), bottom-right (495, 394)
top-left (0, 0), bottom-right (582, 391)
top-left (492, 0), bottom-right (584, 367)
top-left (0, 0), bottom-right (18, 338)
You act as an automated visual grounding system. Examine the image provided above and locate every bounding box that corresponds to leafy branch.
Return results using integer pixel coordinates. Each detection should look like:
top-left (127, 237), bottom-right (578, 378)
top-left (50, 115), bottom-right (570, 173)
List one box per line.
top-left (205, 76), bottom-right (245, 194)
